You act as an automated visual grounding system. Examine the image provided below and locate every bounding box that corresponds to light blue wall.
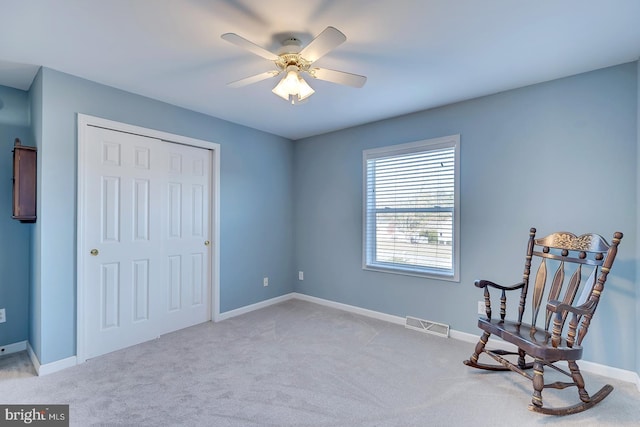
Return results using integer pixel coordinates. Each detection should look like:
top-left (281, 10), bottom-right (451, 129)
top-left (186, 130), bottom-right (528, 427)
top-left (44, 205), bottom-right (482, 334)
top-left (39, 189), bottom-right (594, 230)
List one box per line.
top-left (0, 85), bottom-right (32, 348)
top-left (29, 67), bottom-right (295, 364)
top-left (294, 63), bottom-right (638, 371)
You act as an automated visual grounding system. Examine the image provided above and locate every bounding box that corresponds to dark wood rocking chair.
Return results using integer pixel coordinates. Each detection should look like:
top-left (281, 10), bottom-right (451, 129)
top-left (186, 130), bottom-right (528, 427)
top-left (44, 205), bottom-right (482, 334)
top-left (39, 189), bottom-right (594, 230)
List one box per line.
top-left (463, 228), bottom-right (623, 415)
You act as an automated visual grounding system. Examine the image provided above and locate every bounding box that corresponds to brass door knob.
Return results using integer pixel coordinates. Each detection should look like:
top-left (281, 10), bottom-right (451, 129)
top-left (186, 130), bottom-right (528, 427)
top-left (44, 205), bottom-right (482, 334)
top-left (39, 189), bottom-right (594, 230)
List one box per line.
top-left (204, 240), bottom-right (210, 246)
top-left (90, 249), bottom-right (99, 256)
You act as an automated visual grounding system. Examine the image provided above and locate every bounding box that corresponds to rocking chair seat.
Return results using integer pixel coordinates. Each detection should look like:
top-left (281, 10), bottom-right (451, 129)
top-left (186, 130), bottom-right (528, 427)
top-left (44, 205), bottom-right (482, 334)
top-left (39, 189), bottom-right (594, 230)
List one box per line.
top-left (477, 317), bottom-right (583, 361)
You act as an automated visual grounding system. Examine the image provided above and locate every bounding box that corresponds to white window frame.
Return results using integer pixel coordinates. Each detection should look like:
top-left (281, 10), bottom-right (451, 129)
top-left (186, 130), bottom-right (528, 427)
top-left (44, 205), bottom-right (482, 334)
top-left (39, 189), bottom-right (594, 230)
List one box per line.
top-left (362, 134), bottom-right (460, 281)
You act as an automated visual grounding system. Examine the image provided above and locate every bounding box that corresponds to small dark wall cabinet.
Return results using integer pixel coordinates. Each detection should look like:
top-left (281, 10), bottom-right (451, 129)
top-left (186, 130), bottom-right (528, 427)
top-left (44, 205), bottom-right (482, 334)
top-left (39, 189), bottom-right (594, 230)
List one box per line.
top-left (12, 138), bottom-right (37, 222)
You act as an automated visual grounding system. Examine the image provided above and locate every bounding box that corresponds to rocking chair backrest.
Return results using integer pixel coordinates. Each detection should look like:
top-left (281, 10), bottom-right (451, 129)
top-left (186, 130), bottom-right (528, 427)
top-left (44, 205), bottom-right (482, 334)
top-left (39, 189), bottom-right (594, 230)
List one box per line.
top-left (518, 228), bottom-right (623, 345)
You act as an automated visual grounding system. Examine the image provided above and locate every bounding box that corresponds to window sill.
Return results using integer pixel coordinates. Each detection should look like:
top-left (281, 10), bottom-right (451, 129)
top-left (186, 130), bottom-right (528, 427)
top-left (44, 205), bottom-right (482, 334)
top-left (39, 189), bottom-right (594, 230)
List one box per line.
top-left (363, 264), bottom-right (459, 282)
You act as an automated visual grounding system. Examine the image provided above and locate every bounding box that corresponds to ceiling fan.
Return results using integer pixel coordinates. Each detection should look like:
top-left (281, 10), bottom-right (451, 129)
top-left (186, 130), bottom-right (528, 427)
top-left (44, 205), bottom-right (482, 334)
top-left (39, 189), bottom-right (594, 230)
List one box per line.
top-left (221, 27), bottom-right (366, 104)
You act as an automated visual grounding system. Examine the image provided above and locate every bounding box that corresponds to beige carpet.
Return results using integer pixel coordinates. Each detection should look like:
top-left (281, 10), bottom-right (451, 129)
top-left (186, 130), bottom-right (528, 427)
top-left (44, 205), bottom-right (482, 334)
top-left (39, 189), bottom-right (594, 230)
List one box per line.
top-left (1, 299), bottom-right (639, 426)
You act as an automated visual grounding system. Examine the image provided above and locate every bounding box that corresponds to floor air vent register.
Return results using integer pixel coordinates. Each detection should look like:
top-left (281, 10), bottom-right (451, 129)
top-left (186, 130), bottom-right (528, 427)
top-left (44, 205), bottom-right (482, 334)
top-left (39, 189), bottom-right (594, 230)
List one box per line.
top-left (405, 316), bottom-right (450, 338)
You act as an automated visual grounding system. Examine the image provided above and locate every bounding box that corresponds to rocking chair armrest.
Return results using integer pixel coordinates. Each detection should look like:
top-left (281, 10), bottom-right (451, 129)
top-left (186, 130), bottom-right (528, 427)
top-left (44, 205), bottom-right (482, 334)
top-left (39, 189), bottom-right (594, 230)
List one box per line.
top-left (474, 279), bottom-right (525, 291)
top-left (547, 299), bottom-right (596, 317)
top-left (548, 299), bottom-right (597, 348)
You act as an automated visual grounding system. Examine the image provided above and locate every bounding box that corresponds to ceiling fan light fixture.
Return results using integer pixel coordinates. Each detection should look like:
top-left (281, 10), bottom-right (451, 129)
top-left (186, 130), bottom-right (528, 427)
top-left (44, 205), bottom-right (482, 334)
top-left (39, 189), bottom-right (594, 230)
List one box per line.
top-left (272, 65), bottom-right (315, 103)
top-left (295, 76), bottom-right (315, 102)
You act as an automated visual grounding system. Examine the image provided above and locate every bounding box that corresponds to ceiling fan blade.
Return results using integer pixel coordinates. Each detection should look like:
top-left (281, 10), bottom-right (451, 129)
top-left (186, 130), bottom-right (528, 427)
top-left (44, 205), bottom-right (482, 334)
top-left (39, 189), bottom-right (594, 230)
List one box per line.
top-left (221, 33), bottom-right (279, 61)
top-left (309, 68), bottom-right (367, 88)
top-left (299, 27), bottom-right (346, 63)
top-left (227, 71), bottom-right (280, 88)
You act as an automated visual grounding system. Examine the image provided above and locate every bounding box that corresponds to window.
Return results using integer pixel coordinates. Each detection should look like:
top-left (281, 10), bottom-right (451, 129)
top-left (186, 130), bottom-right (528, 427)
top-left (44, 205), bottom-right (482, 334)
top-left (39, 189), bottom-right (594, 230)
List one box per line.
top-left (363, 135), bottom-right (460, 280)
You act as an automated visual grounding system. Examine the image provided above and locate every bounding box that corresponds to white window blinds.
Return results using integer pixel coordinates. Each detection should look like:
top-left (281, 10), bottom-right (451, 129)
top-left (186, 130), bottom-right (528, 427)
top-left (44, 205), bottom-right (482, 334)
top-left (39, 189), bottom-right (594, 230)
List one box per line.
top-left (363, 135), bottom-right (459, 280)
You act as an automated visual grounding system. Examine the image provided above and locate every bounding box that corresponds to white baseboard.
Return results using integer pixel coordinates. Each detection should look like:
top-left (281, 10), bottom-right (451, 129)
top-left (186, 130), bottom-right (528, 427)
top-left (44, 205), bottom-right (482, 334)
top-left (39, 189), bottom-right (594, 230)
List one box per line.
top-left (27, 342), bottom-right (77, 376)
top-left (579, 360), bottom-right (640, 385)
top-left (0, 340), bottom-right (28, 357)
top-left (217, 293), bottom-right (295, 321)
top-left (292, 293), bottom-right (406, 325)
top-left (449, 329), bottom-right (520, 352)
top-left (26, 342), bottom-right (39, 373)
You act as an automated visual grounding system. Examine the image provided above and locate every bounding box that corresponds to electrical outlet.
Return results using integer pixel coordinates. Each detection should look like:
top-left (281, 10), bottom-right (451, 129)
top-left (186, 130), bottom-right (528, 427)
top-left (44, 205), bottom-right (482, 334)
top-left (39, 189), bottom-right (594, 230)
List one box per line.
top-left (477, 301), bottom-right (485, 315)
top-left (298, 271), bottom-right (304, 280)
top-left (0, 308), bottom-right (6, 323)
top-left (263, 277), bottom-right (269, 287)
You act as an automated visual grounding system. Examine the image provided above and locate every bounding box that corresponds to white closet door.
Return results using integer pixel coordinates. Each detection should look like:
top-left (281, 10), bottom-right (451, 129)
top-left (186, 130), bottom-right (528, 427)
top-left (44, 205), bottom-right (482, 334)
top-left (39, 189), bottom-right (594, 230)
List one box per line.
top-left (160, 142), bottom-right (211, 333)
top-left (82, 126), bottom-right (210, 360)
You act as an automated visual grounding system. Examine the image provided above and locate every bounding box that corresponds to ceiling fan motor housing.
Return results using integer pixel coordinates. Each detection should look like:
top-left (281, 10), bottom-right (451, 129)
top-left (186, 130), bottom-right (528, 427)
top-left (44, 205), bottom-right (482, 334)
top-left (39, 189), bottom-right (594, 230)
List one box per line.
top-left (278, 37), bottom-right (303, 54)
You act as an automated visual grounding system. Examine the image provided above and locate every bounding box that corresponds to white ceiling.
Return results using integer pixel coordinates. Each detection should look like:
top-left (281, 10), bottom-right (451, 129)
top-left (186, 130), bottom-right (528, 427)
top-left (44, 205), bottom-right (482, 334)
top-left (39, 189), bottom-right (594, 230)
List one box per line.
top-left (1, 0), bottom-right (639, 140)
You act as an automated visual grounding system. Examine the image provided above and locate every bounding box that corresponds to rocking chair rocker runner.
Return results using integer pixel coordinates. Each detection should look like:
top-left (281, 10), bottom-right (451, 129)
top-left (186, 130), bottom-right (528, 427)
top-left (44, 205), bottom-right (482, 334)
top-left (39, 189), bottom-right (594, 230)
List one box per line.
top-left (463, 228), bottom-right (623, 415)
